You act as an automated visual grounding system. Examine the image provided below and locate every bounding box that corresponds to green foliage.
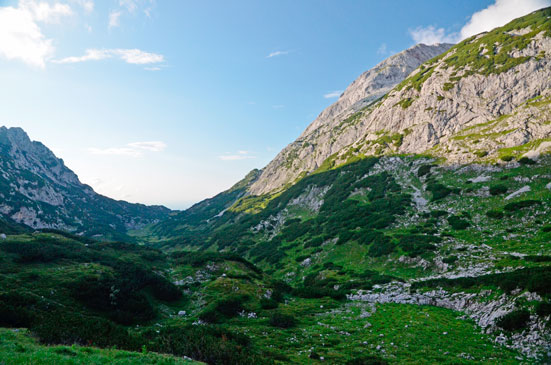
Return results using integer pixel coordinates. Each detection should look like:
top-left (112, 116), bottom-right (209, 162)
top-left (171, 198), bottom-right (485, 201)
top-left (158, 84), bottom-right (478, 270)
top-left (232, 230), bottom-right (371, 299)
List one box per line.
top-left (412, 266), bottom-right (551, 296)
top-left (486, 210), bottom-right (504, 219)
top-left (426, 182), bottom-right (455, 201)
top-left (199, 295), bottom-right (249, 323)
top-left (496, 310), bottom-right (531, 332)
top-left (396, 233), bottom-right (440, 257)
top-left (501, 155), bottom-right (515, 162)
top-left (346, 355), bottom-right (389, 365)
top-left (518, 157), bottom-right (536, 165)
top-left (269, 312), bottom-right (297, 328)
top-left (395, 98), bottom-right (414, 109)
top-left (442, 82), bottom-right (455, 91)
top-left (536, 301), bottom-right (551, 317)
top-left (504, 200), bottom-right (541, 212)
top-left (260, 297), bottom-right (279, 310)
top-left (417, 164), bottom-right (433, 177)
top-left (447, 215), bottom-right (470, 230)
top-left (489, 184), bottom-right (508, 196)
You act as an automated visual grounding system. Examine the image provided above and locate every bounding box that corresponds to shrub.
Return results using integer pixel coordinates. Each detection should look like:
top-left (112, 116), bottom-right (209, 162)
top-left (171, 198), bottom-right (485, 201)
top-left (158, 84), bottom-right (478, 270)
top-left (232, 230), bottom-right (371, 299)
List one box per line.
top-left (260, 297), bottom-right (279, 310)
top-left (496, 310), bottom-right (530, 331)
top-left (367, 240), bottom-right (395, 257)
top-left (489, 184), bottom-right (508, 196)
top-left (397, 234), bottom-right (439, 257)
top-left (518, 157), bottom-right (536, 165)
top-left (443, 255), bottom-right (458, 264)
top-left (427, 182), bottom-right (453, 201)
top-left (536, 302), bottom-right (551, 317)
top-left (504, 200), bottom-right (541, 212)
top-left (346, 356), bottom-right (389, 365)
top-left (269, 312), bottom-right (297, 328)
top-left (542, 225), bottom-right (551, 233)
top-left (500, 155), bottom-right (514, 162)
top-left (199, 295), bottom-right (248, 323)
top-left (447, 215), bottom-right (470, 230)
top-left (486, 210), bottom-right (504, 219)
top-left (417, 165), bottom-right (433, 177)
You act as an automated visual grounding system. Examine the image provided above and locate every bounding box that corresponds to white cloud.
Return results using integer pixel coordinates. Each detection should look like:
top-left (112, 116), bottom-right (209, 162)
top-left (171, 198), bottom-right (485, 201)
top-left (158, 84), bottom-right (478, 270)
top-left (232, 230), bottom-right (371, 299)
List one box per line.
top-left (127, 141), bottom-right (166, 152)
top-left (88, 141), bottom-right (167, 157)
top-left (409, 25), bottom-right (458, 45)
top-left (0, 1), bottom-right (73, 68)
top-left (218, 150), bottom-right (256, 161)
top-left (21, 0), bottom-right (73, 23)
top-left (109, 10), bottom-right (122, 28)
top-left (69, 0), bottom-right (94, 13)
top-left (54, 48), bottom-right (164, 65)
top-left (267, 50), bottom-right (289, 58)
top-left (324, 90), bottom-right (343, 99)
top-left (409, 0), bottom-right (550, 45)
top-left (460, 0), bottom-right (550, 39)
top-left (119, 0), bottom-right (138, 13)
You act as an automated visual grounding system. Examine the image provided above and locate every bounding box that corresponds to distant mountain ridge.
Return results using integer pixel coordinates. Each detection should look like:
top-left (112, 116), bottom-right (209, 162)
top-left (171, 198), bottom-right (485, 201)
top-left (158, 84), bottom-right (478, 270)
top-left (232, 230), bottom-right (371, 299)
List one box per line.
top-left (0, 126), bottom-right (171, 239)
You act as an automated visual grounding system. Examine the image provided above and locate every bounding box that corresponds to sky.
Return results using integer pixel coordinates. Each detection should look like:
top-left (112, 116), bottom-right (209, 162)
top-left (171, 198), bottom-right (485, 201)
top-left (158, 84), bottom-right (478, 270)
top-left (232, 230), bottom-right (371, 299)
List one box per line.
top-left (0, 0), bottom-right (549, 209)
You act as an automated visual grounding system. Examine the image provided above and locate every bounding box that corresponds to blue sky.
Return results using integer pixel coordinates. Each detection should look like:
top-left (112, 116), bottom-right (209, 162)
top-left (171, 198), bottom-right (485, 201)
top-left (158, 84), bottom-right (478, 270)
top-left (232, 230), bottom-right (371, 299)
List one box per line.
top-left (0, 0), bottom-right (548, 209)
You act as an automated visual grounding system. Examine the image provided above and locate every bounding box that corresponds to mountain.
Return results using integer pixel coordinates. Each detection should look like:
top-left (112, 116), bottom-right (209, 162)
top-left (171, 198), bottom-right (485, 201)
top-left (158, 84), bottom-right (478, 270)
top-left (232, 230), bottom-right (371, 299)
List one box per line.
top-left (250, 8), bottom-right (551, 195)
top-left (143, 8), bottom-right (551, 362)
top-left (0, 127), bottom-right (171, 239)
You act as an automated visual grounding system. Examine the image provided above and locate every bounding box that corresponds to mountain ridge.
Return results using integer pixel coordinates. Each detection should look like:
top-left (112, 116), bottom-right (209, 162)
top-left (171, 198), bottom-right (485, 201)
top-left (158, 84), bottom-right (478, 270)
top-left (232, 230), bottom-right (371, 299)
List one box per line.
top-left (0, 126), bottom-right (171, 239)
top-left (250, 8), bottom-right (551, 196)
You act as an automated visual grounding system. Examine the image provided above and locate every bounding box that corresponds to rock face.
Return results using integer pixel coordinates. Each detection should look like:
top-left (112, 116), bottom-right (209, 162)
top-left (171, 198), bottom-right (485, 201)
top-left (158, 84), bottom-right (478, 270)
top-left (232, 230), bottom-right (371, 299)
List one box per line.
top-left (250, 8), bottom-right (551, 195)
top-left (0, 127), bottom-right (170, 237)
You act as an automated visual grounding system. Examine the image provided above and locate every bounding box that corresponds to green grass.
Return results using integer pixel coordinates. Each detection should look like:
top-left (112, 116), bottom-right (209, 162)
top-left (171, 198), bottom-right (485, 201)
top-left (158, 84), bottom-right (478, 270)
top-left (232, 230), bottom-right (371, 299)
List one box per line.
top-left (221, 301), bottom-right (522, 364)
top-left (0, 328), bottom-right (202, 365)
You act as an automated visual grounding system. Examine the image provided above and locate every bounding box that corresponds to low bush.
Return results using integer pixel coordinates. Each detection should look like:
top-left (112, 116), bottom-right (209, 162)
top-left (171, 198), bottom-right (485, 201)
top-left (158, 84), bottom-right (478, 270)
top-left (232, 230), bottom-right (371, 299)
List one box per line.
top-left (269, 312), bottom-right (297, 328)
top-left (417, 165), bottom-right (433, 177)
top-left (346, 355), bottom-right (389, 365)
top-left (260, 297), bottom-right (279, 310)
top-left (486, 210), bottom-right (504, 219)
top-left (536, 302), bottom-right (551, 317)
top-left (448, 215), bottom-right (470, 230)
top-left (518, 157), bottom-right (536, 165)
top-left (504, 200), bottom-right (541, 212)
top-left (489, 184), bottom-right (508, 196)
top-left (496, 309), bottom-right (530, 331)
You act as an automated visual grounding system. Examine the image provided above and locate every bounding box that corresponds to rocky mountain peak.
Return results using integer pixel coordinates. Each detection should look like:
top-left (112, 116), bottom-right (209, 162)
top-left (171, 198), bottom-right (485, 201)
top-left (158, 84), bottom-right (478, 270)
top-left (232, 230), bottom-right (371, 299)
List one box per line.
top-left (250, 43), bottom-right (454, 195)
top-left (250, 8), bottom-right (551, 196)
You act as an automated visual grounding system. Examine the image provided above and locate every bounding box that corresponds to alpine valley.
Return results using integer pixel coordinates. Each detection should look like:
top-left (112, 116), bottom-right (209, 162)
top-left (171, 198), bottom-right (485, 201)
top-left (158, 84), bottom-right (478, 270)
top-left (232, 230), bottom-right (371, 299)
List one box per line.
top-left (2, 8), bottom-right (551, 365)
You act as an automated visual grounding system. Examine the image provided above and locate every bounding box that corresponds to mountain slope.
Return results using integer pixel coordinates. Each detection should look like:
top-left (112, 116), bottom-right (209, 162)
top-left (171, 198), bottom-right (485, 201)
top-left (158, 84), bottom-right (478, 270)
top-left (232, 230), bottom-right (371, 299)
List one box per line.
top-left (0, 127), bottom-right (170, 239)
top-left (250, 8), bottom-right (551, 195)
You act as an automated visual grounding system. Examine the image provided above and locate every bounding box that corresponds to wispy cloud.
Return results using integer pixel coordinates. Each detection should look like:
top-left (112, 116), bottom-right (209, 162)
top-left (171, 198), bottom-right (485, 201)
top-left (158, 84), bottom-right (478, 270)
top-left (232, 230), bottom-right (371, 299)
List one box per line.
top-left (71, 0), bottom-right (94, 13)
top-left (324, 90), bottom-right (343, 99)
top-left (218, 150), bottom-right (256, 161)
top-left (127, 141), bottom-right (166, 152)
top-left (409, 0), bottom-right (550, 45)
top-left (54, 48), bottom-right (164, 65)
top-left (109, 10), bottom-right (122, 28)
top-left (272, 104), bottom-right (285, 109)
top-left (409, 25), bottom-right (457, 45)
top-left (89, 141), bottom-right (167, 157)
top-left (0, 0), bottom-right (74, 68)
top-left (267, 50), bottom-right (289, 58)
top-left (376, 43), bottom-right (388, 56)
